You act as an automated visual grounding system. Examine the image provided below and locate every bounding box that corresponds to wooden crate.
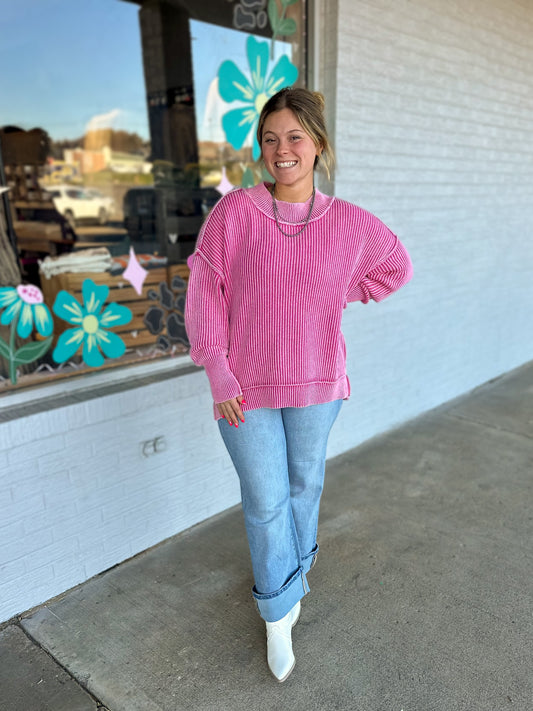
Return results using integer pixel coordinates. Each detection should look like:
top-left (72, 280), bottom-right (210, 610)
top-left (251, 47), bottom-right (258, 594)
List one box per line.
top-left (40, 263), bottom-right (190, 351)
top-left (167, 263), bottom-right (190, 286)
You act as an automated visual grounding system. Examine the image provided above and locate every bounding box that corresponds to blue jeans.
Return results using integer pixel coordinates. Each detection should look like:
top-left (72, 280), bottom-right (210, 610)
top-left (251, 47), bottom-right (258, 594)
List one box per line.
top-left (218, 399), bottom-right (343, 622)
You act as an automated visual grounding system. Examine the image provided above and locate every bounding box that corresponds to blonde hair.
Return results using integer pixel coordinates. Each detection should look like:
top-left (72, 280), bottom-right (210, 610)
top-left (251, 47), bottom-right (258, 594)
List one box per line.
top-left (256, 87), bottom-right (335, 179)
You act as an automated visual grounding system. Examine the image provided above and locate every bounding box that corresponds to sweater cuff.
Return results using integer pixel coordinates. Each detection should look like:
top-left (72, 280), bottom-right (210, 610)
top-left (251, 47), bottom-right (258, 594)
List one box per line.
top-left (202, 355), bottom-right (242, 404)
top-left (346, 283), bottom-right (370, 304)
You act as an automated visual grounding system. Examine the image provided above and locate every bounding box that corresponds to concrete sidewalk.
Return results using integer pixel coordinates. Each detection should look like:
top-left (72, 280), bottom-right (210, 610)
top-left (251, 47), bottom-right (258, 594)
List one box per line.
top-left (2, 362), bottom-right (532, 711)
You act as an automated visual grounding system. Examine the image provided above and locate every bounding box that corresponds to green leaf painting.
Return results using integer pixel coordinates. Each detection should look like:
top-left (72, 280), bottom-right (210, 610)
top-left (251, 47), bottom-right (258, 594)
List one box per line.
top-left (268, 0), bottom-right (298, 58)
top-left (0, 338), bottom-right (11, 361)
top-left (241, 167), bottom-right (256, 188)
top-left (13, 337), bottom-right (54, 367)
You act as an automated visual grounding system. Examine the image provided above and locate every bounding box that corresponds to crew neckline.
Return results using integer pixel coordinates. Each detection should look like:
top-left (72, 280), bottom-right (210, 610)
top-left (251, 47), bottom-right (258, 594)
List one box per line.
top-left (266, 182), bottom-right (314, 205)
top-left (243, 181), bottom-right (335, 225)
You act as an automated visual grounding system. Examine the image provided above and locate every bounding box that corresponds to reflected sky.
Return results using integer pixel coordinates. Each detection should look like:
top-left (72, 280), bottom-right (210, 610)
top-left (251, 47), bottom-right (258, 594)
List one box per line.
top-left (0, 0), bottom-right (292, 144)
top-left (0, 0), bottom-right (148, 140)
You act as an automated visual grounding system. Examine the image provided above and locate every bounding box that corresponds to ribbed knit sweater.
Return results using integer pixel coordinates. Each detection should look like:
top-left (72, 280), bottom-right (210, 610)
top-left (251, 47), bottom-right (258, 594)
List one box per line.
top-left (184, 182), bottom-right (413, 419)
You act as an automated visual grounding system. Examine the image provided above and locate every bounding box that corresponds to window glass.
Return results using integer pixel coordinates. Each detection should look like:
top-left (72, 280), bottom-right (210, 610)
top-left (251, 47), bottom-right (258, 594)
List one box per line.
top-left (0, 0), bottom-right (307, 390)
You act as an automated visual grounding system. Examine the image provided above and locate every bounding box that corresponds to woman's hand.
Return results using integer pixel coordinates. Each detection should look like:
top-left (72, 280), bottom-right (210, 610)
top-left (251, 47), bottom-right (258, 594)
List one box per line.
top-left (217, 395), bottom-right (245, 427)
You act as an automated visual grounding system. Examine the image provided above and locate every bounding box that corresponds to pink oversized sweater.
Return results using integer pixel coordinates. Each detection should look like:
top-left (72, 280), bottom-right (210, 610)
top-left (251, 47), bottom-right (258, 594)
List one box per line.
top-left (184, 182), bottom-right (413, 419)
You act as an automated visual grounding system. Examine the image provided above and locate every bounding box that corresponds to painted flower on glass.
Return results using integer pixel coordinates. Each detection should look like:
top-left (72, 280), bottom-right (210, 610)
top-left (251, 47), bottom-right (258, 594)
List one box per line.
top-left (143, 276), bottom-right (189, 351)
top-left (218, 35), bottom-right (298, 160)
top-left (52, 278), bottom-right (132, 367)
top-left (0, 284), bottom-right (54, 384)
top-left (0, 284), bottom-right (53, 338)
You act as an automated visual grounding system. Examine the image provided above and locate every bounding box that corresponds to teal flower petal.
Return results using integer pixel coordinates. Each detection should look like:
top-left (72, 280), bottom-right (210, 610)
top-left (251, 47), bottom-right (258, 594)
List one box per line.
top-left (252, 129), bottom-right (262, 161)
top-left (246, 36), bottom-right (269, 93)
top-left (53, 291), bottom-right (84, 325)
top-left (0, 299), bottom-right (21, 326)
top-left (32, 304), bottom-right (54, 337)
top-left (222, 106), bottom-right (257, 151)
top-left (100, 302), bottom-right (132, 329)
top-left (96, 329), bottom-right (126, 359)
top-left (17, 303), bottom-right (34, 338)
top-left (265, 54), bottom-right (298, 97)
top-left (82, 279), bottom-right (109, 315)
top-left (52, 327), bottom-right (85, 363)
top-left (82, 334), bottom-right (104, 367)
top-left (218, 60), bottom-right (254, 104)
top-left (0, 287), bottom-right (18, 308)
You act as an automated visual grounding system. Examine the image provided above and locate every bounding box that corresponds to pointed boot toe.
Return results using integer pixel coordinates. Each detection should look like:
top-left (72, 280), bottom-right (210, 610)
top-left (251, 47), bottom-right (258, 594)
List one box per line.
top-left (266, 605), bottom-right (299, 682)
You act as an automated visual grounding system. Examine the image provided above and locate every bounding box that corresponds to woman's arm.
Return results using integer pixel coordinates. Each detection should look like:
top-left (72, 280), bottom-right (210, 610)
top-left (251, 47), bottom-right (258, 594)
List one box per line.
top-left (184, 253), bottom-right (243, 405)
top-left (346, 230), bottom-right (413, 305)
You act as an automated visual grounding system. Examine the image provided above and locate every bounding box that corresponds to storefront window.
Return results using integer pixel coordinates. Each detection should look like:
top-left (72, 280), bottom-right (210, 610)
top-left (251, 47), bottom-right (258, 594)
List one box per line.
top-left (0, 0), bottom-right (308, 390)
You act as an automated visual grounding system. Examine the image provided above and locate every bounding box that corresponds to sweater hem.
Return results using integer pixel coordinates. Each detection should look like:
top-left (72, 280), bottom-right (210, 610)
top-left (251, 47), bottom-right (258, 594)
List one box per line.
top-left (212, 376), bottom-right (350, 420)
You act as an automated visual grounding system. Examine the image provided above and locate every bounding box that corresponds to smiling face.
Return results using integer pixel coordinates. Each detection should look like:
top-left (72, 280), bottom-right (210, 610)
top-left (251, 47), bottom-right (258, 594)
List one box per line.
top-left (261, 108), bottom-right (322, 202)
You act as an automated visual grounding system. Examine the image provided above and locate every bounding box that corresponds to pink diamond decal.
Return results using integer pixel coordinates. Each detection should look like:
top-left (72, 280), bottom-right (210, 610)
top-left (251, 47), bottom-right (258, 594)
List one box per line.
top-left (215, 166), bottom-right (235, 196)
top-left (123, 247), bottom-right (148, 295)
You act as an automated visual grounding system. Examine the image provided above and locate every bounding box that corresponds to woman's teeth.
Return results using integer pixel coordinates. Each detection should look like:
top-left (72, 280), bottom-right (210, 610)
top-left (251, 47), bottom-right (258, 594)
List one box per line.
top-left (275, 161), bottom-right (297, 168)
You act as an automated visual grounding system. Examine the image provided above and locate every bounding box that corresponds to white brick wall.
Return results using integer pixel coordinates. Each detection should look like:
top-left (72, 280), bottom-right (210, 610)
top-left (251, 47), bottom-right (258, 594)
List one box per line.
top-left (2, 0), bottom-right (532, 622)
top-left (323, 0), bottom-right (533, 456)
top-left (0, 366), bottom-right (241, 622)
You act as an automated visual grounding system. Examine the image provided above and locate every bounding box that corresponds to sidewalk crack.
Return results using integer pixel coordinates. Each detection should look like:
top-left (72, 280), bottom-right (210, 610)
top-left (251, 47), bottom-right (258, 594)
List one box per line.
top-left (16, 621), bottom-right (112, 711)
top-left (445, 412), bottom-right (533, 442)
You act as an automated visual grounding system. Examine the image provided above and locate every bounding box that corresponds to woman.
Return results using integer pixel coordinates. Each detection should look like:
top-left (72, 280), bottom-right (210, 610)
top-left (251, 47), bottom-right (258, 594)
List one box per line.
top-left (184, 87), bottom-right (413, 682)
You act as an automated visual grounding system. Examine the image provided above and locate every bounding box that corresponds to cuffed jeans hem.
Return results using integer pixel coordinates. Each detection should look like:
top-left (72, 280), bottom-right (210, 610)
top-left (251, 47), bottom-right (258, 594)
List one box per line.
top-left (253, 566), bottom-right (310, 623)
top-left (302, 544), bottom-right (319, 575)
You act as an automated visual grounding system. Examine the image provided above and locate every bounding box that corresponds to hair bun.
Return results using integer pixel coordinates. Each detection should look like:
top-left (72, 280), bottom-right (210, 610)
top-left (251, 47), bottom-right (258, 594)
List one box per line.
top-left (312, 91), bottom-right (326, 112)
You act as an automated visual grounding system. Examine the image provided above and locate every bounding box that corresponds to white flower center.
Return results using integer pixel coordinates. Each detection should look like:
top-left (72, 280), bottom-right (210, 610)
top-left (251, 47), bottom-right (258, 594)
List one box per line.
top-left (82, 314), bottom-right (99, 334)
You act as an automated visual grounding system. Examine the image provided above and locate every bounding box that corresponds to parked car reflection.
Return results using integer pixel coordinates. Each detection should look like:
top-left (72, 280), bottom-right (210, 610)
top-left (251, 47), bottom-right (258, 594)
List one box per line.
top-left (45, 185), bottom-right (115, 227)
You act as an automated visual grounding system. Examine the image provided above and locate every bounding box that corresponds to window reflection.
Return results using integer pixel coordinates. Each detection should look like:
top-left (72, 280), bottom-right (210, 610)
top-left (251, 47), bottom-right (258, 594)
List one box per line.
top-left (0, 0), bottom-right (306, 387)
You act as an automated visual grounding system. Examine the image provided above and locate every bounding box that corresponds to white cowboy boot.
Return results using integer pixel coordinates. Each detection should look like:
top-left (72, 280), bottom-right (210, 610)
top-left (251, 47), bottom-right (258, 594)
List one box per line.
top-left (266, 601), bottom-right (301, 682)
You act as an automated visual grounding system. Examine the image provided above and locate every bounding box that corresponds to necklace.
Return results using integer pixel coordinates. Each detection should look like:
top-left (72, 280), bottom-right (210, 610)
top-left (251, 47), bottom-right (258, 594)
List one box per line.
top-left (271, 186), bottom-right (316, 237)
